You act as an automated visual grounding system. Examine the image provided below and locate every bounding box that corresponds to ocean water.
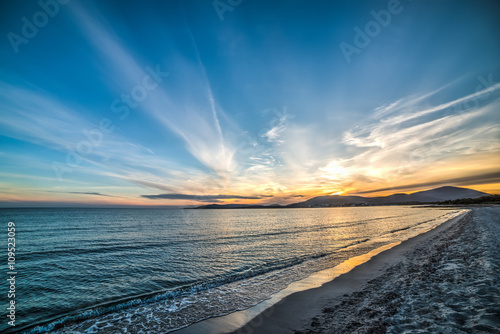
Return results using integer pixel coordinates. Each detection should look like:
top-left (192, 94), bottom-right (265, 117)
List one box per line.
top-left (0, 206), bottom-right (465, 333)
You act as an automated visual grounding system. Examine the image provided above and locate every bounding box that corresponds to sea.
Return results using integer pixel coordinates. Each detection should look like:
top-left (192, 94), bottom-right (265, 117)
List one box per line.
top-left (0, 206), bottom-right (465, 333)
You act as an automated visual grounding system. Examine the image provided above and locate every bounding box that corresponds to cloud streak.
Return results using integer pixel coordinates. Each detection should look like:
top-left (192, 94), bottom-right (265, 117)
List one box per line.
top-left (68, 2), bottom-right (236, 178)
top-left (321, 80), bottom-right (500, 195)
top-left (355, 171), bottom-right (500, 195)
top-left (141, 193), bottom-right (273, 202)
top-left (47, 191), bottom-right (119, 197)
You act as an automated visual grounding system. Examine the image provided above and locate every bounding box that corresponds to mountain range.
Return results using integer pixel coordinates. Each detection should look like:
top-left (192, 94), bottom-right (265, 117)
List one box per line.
top-left (193, 186), bottom-right (490, 209)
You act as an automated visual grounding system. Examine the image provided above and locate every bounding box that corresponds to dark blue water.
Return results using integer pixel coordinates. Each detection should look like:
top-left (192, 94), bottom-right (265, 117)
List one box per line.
top-left (0, 207), bottom-right (463, 333)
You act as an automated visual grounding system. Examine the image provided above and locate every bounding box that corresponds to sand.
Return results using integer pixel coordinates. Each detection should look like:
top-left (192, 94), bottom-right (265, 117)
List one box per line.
top-left (175, 207), bottom-right (500, 334)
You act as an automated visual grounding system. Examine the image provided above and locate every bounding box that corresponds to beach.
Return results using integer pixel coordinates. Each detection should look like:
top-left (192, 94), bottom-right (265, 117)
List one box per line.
top-left (7, 206), bottom-right (498, 333)
top-left (12, 206), bottom-right (463, 334)
top-left (175, 206), bottom-right (500, 334)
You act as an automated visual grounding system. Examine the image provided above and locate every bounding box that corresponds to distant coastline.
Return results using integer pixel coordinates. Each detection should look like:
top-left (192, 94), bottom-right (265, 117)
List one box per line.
top-left (190, 186), bottom-right (499, 209)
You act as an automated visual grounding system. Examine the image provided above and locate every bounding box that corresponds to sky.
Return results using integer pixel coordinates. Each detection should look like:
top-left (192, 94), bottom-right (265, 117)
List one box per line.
top-left (0, 0), bottom-right (499, 207)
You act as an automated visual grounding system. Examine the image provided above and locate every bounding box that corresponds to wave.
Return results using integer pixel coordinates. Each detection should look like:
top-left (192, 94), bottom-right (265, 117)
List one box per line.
top-left (21, 237), bottom-right (374, 334)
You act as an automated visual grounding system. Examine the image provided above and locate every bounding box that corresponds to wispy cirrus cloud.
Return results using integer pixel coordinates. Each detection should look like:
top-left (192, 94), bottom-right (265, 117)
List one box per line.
top-left (356, 171), bottom-right (500, 195)
top-left (141, 193), bottom-right (273, 202)
top-left (321, 80), bottom-right (500, 195)
top-left (46, 191), bottom-right (120, 197)
top-left (0, 3), bottom-right (244, 201)
top-left (0, 84), bottom-right (93, 150)
top-left (261, 108), bottom-right (294, 144)
top-left (68, 2), bottom-right (235, 178)
top-left (0, 82), bottom-right (234, 200)
top-left (2, 74), bottom-right (498, 203)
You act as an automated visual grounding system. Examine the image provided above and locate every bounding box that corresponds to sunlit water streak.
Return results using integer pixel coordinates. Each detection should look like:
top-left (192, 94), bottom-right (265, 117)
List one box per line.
top-left (0, 206), bottom-right (464, 333)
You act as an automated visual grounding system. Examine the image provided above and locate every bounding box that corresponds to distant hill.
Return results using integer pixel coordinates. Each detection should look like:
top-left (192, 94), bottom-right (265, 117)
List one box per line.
top-left (286, 195), bottom-right (368, 208)
top-left (288, 186), bottom-right (490, 207)
top-left (192, 203), bottom-right (284, 209)
top-left (437, 195), bottom-right (500, 205)
top-left (190, 186), bottom-right (490, 209)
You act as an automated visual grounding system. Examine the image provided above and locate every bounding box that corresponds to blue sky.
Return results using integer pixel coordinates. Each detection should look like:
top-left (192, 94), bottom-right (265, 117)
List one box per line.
top-left (0, 0), bottom-right (499, 206)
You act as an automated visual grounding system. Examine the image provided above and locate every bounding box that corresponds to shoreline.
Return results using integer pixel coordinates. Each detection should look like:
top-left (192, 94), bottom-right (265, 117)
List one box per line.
top-left (173, 209), bottom-right (472, 334)
top-left (21, 207), bottom-right (461, 334)
top-left (240, 206), bottom-right (500, 333)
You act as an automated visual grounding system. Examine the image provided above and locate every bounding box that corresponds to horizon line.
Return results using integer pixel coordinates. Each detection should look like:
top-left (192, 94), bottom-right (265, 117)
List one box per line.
top-left (1, 185), bottom-right (495, 209)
